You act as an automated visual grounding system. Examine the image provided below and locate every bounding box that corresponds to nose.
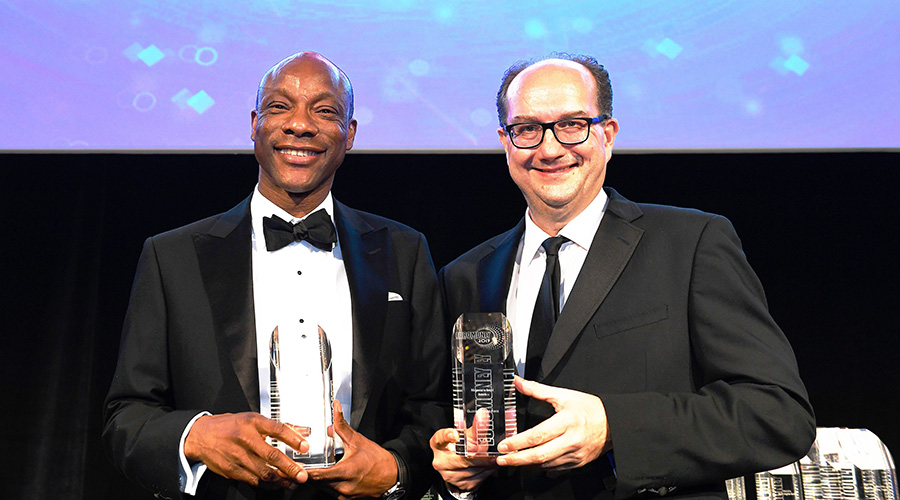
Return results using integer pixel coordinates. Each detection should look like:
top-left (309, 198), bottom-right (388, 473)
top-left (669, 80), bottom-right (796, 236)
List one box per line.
top-left (536, 127), bottom-right (565, 160)
top-left (282, 108), bottom-right (318, 137)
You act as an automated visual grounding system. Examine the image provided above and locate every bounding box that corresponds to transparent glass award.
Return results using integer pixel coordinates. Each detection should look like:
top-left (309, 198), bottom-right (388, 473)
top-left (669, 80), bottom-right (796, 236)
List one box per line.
top-left (452, 312), bottom-right (517, 457)
top-left (268, 322), bottom-right (335, 468)
top-left (725, 427), bottom-right (898, 500)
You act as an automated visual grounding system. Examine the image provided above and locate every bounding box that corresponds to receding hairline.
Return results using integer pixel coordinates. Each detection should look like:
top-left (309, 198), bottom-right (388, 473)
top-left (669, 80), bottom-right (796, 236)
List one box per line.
top-left (506, 58), bottom-right (598, 100)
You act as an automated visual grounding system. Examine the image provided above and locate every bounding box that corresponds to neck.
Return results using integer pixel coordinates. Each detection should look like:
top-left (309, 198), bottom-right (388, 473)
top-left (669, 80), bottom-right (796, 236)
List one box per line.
top-left (259, 185), bottom-right (330, 219)
top-left (528, 204), bottom-right (582, 236)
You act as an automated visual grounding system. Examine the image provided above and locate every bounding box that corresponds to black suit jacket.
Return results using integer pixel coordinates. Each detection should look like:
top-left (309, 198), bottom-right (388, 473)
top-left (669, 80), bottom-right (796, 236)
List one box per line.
top-left (440, 188), bottom-right (815, 500)
top-left (103, 196), bottom-right (448, 499)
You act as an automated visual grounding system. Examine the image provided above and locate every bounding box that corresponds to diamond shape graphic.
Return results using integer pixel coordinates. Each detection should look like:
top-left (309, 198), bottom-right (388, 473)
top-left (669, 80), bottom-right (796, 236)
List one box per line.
top-left (137, 44), bottom-right (165, 67)
top-left (656, 38), bottom-right (683, 59)
top-left (783, 54), bottom-right (809, 75)
top-left (171, 88), bottom-right (192, 109)
top-left (123, 42), bottom-right (143, 62)
top-left (187, 90), bottom-right (214, 114)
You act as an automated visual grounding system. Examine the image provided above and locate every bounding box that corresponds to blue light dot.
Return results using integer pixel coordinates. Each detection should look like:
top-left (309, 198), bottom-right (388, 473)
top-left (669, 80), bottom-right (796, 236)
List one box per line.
top-left (572, 17), bottom-right (592, 34)
top-left (524, 19), bottom-right (548, 39)
top-left (409, 59), bottom-right (430, 76)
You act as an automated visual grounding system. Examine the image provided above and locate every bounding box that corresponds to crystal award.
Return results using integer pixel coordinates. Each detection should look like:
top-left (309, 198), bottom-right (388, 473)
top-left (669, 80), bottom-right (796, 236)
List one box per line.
top-left (452, 312), bottom-right (517, 457)
top-left (268, 322), bottom-right (335, 468)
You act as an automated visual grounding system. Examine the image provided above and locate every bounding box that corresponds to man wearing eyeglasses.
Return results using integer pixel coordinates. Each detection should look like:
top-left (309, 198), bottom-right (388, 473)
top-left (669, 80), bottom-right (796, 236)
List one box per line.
top-left (430, 54), bottom-right (815, 500)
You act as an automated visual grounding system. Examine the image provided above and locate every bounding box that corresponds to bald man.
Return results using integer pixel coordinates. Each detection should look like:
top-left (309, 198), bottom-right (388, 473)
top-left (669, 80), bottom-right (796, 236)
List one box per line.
top-left (103, 52), bottom-right (447, 500)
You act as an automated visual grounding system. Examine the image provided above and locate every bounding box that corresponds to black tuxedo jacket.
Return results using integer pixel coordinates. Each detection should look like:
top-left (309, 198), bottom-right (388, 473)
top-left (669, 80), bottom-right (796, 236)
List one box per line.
top-left (440, 188), bottom-right (815, 500)
top-left (103, 197), bottom-right (448, 499)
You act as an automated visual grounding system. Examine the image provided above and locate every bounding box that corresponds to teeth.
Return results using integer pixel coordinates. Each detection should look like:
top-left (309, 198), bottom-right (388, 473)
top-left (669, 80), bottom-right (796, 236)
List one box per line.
top-left (279, 149), bottom-right (320, 157)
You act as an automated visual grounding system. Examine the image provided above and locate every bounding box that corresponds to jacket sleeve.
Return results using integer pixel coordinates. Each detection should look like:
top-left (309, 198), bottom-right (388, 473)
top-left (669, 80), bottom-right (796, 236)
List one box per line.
top-left (601, 215), bottom-right (816, 499)
top-left (102, 237), bottom-right (196, 500)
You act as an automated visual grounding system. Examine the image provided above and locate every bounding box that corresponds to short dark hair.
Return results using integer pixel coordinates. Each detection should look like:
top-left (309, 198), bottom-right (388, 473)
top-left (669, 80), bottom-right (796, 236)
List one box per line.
top-left (496, 53), bottom-right (612, 126)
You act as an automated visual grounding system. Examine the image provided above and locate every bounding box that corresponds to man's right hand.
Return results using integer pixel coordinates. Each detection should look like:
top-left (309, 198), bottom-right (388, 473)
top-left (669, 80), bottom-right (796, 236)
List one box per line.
top-left (184, 412), bottom-right (310, 489)
top-left (430, 411), bottom-right (498, 494)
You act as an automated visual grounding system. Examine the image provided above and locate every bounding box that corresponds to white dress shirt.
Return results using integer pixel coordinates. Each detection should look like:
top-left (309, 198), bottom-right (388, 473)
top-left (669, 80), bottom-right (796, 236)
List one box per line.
top-left (506, 189), bottom-right (608, 376)
top-left (179, 187), bottom-right (354, 494)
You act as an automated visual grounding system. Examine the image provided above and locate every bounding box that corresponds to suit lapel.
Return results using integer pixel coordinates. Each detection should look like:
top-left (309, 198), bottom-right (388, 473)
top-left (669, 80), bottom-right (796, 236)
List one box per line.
top-left (477, 219), bottom-right (525, 314)
top-left (540, 189), bottom-right (644, 380)
top-left (192, 196), bottom-right (260, 412)
top-left (334, 201), bottom-right (389, 429)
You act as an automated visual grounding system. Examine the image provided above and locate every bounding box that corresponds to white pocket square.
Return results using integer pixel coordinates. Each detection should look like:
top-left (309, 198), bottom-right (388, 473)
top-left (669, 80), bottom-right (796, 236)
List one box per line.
top-left (388, 292), bottom-right (403, 302)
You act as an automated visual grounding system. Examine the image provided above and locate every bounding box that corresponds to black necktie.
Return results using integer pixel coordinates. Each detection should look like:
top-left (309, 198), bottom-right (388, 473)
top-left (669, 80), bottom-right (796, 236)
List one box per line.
top-left (262, 209), bottom-right (337, 252)
top-left (524, 236), bottom-right (569, 381)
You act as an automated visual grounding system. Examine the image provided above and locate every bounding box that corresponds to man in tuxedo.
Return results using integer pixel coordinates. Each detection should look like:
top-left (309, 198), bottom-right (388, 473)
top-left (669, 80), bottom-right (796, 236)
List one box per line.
top-left (430, 55), bottom-right (815, 500)
top-left (103, 52), bottom-right (446, 500)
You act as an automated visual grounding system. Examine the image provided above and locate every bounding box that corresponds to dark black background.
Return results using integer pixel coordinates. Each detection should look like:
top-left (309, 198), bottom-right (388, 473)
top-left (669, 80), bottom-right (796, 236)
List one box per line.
top-left (3, 151), bottom-right (897, 499)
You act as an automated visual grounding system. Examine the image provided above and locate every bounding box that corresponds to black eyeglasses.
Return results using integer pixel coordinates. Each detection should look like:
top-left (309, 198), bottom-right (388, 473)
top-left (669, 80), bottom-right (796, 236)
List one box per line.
top-left (504, 115), bottom-right (609, 149)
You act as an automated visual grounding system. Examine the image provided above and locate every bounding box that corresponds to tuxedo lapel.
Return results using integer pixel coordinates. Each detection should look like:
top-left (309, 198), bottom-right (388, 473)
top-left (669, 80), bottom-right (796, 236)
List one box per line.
top-left (192, 196), bottom-right (260, 412)
top-left (477, 219), bottom-right (525, 314)
top-left (333, 201), bottom-right (389, 429)
top-left (540, 189), bottom-right (644, 380)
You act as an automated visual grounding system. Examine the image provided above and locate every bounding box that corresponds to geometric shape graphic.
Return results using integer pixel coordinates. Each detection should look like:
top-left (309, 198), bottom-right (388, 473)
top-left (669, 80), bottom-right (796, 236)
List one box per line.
top-left (655, 37), bottom-right (683, 59)
top-left (769, 57), bottom-right (789, 75)
top-left (133, 92), bottom-right (157, 112)
top-left (123, 42), bottom-right (144, 62)
top-left (783, 54), bottom-right (809, 75)
top-left (195, 47), bottom-right (218, 66)
top-left (186, 90), bottom-right (214, 114)
top-left (137, 44), bottom-right (165, 67)
top-left (171, 88), bottom-right (192, 110)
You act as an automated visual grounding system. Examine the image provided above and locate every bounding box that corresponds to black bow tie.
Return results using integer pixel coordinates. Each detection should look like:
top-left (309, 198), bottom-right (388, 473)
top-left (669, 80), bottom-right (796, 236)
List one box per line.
top-left (262, 209), bottom-right (336, 252)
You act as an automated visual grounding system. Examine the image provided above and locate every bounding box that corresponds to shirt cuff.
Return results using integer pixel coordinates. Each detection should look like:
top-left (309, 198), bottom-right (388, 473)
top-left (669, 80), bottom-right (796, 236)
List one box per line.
top-left (442, 482), bottom-right (478, 500)
top-left (178, 411), bottom-right (211, 495)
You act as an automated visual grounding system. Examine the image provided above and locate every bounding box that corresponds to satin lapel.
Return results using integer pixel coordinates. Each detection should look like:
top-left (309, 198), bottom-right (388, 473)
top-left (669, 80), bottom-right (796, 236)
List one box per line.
top-left (334, 201), bottom-right (388, 429)
top-left (192, 196), bottom-right (260, 412)
top-left (540, 189), bottom-right (644, 380)
top-left (477, 219), bottom-right (525, 314)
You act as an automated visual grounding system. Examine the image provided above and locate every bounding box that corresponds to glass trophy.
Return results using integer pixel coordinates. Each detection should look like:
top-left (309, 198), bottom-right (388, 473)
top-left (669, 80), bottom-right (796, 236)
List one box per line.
top-left (268, 322), bottom-right (335, 468)
top-left (452, 312), bottom-right (517, 457)
top-left (725, 427), bottom-right (898, 500)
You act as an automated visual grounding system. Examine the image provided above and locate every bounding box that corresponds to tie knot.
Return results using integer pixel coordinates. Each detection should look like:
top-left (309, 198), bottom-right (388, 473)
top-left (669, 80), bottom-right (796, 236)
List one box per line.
top-left (542, 236), bottom-right (569, 257)
top-left (292, 221), bottom-right (311, 240)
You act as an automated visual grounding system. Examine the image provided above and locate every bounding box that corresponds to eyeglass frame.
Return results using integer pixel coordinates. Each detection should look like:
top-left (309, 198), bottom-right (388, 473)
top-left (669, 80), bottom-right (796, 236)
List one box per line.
top-left (503, 114), bottom-right (610, 149)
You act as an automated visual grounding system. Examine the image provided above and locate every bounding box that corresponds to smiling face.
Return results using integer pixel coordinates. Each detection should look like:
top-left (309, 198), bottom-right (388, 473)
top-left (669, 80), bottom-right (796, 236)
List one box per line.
top-left (498, 59), bottom-right (618, 234)
top-left (251, 53), bottom-right (357, 216)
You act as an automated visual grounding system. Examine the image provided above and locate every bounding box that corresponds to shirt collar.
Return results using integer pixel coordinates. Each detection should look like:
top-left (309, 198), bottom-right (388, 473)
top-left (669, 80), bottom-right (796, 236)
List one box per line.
top-left (522, 188), bottom-right (608, 263)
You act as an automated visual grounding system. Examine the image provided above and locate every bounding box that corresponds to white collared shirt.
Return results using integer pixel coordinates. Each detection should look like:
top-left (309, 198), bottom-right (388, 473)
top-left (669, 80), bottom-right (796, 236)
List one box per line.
top-left (250, 187), bottom-right (354, 430)
top-left (506, 189), bottom-right (609, 375)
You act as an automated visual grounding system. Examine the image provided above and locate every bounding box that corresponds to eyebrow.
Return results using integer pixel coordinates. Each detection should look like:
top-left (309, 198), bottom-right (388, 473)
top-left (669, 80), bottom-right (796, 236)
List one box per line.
top-left (508, 110), bottom-right (594, 123)
top-left (261, 89), bottom-right (346, 110)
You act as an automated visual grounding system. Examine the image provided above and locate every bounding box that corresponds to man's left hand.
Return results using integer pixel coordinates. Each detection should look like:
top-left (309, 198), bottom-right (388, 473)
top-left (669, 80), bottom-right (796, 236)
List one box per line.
top-left (307, 401), bottom-right (398, 499)
top-left (496, 376), bottom-right (612, 470)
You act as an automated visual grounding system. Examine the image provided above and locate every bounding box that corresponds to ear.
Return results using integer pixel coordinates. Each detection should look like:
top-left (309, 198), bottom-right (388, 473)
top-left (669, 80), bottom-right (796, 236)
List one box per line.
top-left (602, 118), bottom-right (619, 158)
top-left (250, 109), bottom-right (258, 142)
top-left (497, 127), bottom-right (509, 148)
top-left (345, 119), bottom-right (358, 150)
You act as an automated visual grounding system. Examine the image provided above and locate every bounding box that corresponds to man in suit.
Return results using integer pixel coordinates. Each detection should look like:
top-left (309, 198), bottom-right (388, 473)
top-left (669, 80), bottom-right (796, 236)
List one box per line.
top-left (103, 52), bottom-right (446, 500)
top-left (430, 54), bottom-right (815, 500)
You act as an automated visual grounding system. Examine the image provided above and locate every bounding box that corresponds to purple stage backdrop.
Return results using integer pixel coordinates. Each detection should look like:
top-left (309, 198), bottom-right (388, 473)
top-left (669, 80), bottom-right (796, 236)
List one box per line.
top-left (1, 1), bottom-right (898, 150)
